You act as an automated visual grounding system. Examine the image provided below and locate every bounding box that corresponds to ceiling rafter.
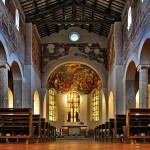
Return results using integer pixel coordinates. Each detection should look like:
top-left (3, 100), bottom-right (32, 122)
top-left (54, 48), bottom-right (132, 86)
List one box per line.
top-left (53, 12), bottom-right (59, 33)
top-left (27, 19), bottom-right (117, 25)
top-left (76, 0), bottom-right (121, 20)
top-left (19, 0), bottom-right (126, 38)
top-left (99, 0), bottom-right (113, 36)
top-left (26, 0), bottom-right (72, 20)
top-left (88, 0), bottom-right (97, 33)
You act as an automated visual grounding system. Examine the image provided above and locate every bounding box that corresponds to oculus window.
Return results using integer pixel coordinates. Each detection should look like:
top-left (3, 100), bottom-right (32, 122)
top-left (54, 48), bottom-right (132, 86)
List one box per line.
top-left (69, 32), bottom-right (80, 42)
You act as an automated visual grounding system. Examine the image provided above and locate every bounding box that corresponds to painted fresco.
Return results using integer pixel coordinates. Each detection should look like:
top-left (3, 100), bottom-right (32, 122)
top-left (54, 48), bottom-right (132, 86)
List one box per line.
top-left (47, 63), bottom-right (102, 93)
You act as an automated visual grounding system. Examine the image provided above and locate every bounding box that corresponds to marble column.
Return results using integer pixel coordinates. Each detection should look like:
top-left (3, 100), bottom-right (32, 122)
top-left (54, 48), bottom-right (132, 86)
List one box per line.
top-left (0, 63), bottom-right (9, 108)
top-left (13, 80), bottom-right (22, 108)
top-left (139, 67), bottom-right (148, 108)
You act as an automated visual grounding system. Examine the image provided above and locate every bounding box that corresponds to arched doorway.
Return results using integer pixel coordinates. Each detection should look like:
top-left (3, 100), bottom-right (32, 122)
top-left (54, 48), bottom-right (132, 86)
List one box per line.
top-left (11, 61), bottom-right (22, 108)
top-left (34, 90), bottom-right (40, 114)
top-left (43, 94), bottom-right (46, 118)
top-left (136, 90), bottom-right (139, 108)
top-left (102, 90), bottom-right (106, 123)
top-left (108, 92), bottom-right (114, 119)
top-left (8, 88), bottom-right (13, 108)
top-left (139, 38), bottom-right (150, 108)
top-left (125, 61), bottom-right (137, 108)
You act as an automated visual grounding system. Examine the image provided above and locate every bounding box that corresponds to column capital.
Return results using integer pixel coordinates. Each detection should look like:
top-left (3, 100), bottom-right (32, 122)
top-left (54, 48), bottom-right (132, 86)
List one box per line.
top-left (137, 64), bottom-right (150, 71)
top-left (0, 62), bottom-right (10, 70)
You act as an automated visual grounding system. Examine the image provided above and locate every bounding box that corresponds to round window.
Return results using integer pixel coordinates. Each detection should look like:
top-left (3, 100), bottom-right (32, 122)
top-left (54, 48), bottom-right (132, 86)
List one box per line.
top-left (69, 32), bottom-right (80, 42)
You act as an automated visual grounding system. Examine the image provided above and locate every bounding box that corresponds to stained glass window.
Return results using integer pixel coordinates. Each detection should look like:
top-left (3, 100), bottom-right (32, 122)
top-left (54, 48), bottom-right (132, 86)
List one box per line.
top-left (92, 89), bottom-right (99, 121)
top-left (49, 89), bottom-right (56, 121)
top-left (15, 9), bottom-right (19, 31)
top-left (67, 91), bottom-right (80, 122)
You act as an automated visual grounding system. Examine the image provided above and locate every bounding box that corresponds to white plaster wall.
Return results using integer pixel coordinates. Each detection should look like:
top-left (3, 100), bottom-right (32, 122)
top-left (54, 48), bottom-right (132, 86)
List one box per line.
top-left (31, 67), bottom-right (42, 114)
top-left (108, 65), bottom-right (124, 117)
top-left (22, 65), bottom-right (42, 113)
top-left (41, 27), bottom-right (107, 48)
top-left (108, 67), bottom-right (116, 117)
top-left (115, 65), bottom-right (124, 114)
top-left (22, 65), bottom-right (32, 108)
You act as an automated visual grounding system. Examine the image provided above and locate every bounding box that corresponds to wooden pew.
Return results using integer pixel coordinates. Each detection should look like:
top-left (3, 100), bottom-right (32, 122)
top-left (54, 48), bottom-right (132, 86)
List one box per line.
top-left (108, 119), bottom-right (114, 141)
top-left (33, 115), bottom-right (41, 143)
top-left (0, 108), bottom-right (34, 144)
top-left (40, 118), bottom-right (47, 141)
top-left (94, 126), bottom-right (99, 140)
top-left (100, 124), bottom-right (105, 141)
top-left (50, 125), bottom-right (56, 141)
top-left (104, 122), bottom-right (109, 141)
top-left (113, 115), bottom-right (126, 142)
top-left (95, 125), bottom-right (101, 140)
top-left (126, 108), bottom-right (150, 144)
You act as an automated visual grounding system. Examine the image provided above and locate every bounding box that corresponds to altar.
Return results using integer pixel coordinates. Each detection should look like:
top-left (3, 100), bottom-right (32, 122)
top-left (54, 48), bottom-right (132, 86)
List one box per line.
top-left (61, 126), bottom-right (87, 136)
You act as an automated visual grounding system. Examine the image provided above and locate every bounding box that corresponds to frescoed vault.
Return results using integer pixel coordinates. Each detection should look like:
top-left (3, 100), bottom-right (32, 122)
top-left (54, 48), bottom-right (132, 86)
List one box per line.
top-left (47, 63), bottom-right (102, 94)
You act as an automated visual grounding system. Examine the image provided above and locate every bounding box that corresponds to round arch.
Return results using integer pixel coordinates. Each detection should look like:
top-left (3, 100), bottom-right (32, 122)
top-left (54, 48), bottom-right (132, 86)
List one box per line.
top-left (138, 30), bottom-right (150, 64)
top-left (108, 91), bottom-right (114, 119)
top-left (10, 61), bottom-right (22, 107)
top-left (125, 61), bottom-right (137, 108)
top-left (11, 61), bottom-right (22, 80)
top-left (136, 90), bottom-right (139, 108)
top-left (34, 90), bottom-right (40, 114)
top-left (42, 57), bottom-right (107, 88)
top-left (102, 90), bottom-right (106, 123)
top-left (123, 53), bottom-right (138, 81)
top-left (43, 94), bottom-right (46, 119)
top-left (0, 33), bottom-right (9, 63)
top-left (9, 53), bottom-right (24, 81)
top-left (8, 88), bottom-right (13, 108)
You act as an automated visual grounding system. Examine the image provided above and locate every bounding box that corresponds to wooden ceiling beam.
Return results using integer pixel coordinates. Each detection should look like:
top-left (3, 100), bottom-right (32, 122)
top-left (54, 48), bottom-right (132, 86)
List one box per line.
top-left (76, 0), bottom-right (121, 20)
top-left (53, 13), bottom-right (59, 33)
top-left (27, 19), bottom-right (117, 25)
top-left (26, 0), bottom-right (72, 20)
top-left (88, 0), bottom-right (97, 33)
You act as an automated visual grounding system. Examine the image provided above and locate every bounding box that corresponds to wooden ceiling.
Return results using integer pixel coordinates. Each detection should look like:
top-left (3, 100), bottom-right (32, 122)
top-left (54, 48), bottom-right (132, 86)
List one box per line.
top-left (19, 0), bottom-right (126, 38)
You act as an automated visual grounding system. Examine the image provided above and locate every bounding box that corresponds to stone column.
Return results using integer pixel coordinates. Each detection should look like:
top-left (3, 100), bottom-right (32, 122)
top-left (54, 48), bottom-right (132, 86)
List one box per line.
top-left (0, 63), bottom-right (9, 108)
top-left (13, 80), bottom-right (22, 108)
top-left (138, 66), bottom-right (148, 108)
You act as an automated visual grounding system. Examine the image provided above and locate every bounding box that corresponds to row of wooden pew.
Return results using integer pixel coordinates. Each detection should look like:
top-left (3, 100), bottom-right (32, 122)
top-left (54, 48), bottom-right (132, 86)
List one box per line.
top-left (0, 108), bottom-right (56, 144)
top-left (95, 108), bottom-right (150, 144)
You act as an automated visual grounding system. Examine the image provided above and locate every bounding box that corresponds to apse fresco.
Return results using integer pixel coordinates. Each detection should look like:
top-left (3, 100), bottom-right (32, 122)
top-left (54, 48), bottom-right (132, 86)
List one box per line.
top-left (47, 63), bottom-right (102, 94)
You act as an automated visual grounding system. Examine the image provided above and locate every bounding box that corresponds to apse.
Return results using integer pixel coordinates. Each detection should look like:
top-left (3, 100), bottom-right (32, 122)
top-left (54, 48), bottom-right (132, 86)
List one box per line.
top-left (47, 62), bottom-right (102, 94)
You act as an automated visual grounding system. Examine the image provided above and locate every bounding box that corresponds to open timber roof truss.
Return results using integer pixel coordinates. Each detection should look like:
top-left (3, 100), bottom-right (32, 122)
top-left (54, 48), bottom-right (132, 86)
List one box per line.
top-left (19, 0), bottom-right (126, 37)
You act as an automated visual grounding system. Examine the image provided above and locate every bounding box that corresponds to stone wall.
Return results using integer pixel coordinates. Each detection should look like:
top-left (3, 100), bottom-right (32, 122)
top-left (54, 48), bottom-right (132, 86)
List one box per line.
top-left (122, 0), bottom-right (150, 63)
top-left (0, 0), bottom-right (25, 64)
